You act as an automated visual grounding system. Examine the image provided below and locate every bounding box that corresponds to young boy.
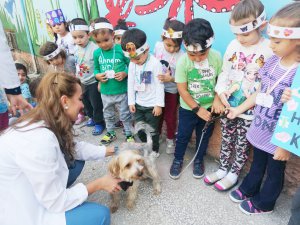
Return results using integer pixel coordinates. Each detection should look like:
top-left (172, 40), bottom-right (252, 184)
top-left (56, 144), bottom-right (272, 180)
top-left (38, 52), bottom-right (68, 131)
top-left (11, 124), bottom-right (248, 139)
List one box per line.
top-left (91, 17), bottom-right (133, 144)
top-left (169, 18), bottom-right (224, 179)
top-left (69, 18), bottom-right (105, 133)
top-left (121, 28), bottom-right (165, 158)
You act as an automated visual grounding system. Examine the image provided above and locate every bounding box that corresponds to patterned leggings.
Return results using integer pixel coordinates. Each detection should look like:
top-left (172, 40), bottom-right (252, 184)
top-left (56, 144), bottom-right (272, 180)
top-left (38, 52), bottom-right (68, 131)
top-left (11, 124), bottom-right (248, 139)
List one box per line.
top-left (219, 117), bottom-right (252, 175)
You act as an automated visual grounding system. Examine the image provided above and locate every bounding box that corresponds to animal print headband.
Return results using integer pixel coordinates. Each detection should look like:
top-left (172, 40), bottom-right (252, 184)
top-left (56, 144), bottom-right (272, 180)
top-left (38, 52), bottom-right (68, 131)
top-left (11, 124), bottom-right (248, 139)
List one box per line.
top-left (230, 10), bottom-right (266, 34)
top-left (162, 28), bottom-right (183, 39)
top-left (123, 42), bottom-right (149, 58)
top-left (69, 24), bottom-right (89, 32)
top-left (43, 47), bottom-right (61, 60)
top-left (267, 24), bottom-right (300, 39)
top-left (89, 22), bottom-right (113, 32)
top-left (114, 29), bottom-right (126, 36)
top-left (184, 36), bottom-right (214, 52)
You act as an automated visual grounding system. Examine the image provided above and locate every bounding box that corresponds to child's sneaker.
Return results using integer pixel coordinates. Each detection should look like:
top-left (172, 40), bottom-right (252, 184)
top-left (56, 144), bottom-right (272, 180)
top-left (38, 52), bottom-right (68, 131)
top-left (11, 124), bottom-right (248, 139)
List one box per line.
top-left (229, 188), bottom-right (248, 203)
top-left (150, 151), bottom-right (160, 158)
top-left (239, 200), bottom-right (273, 215)
top-left (166, 138), bottom-right (175, 154)
top-left (75, 113), bottom-right (86, 125)
top-left (86, 118), bottom-right (95, 127)
top-left (126, 135), bottom-right (135, 143)
top-left (204, 172), bottom-right (222, 185)
top-left (169, 159), bottom-right (183, 179)
top-left (100, 132), bottom-right (117, 145)
top-left (193, 159), bottom-right (205, 179)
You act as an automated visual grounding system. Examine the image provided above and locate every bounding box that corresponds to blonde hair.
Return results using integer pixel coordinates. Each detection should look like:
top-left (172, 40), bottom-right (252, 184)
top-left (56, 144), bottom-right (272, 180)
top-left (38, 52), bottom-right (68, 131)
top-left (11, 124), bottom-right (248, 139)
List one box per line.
top-left (12, 72), bottom-right (81, 165)
top-left (230, 0), bottom-right (264, 23)
top-left (270, 2), bottom-right (300, 27)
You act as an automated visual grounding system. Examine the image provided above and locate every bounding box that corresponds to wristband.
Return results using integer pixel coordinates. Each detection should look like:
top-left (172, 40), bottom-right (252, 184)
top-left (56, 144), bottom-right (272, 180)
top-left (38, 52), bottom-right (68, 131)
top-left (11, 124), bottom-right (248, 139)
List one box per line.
top-left (5, 86), bottom-right (21, 95)
top-left (192, 105), bottom-right (200, 114)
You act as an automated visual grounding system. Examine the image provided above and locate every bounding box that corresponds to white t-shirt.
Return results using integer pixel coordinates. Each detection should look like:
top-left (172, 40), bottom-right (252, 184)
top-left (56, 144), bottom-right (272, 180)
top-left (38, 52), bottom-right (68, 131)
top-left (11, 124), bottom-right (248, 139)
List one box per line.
top-left (56, 32), bottom-right (76, 55)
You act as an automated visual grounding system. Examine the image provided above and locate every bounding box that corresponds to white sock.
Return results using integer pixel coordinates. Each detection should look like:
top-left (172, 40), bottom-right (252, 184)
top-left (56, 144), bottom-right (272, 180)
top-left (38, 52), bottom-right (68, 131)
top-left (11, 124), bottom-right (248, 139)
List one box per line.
top-left (225, 172), bottom-right (238, 184)
top-left (215, 169), bottom-right (227, 179)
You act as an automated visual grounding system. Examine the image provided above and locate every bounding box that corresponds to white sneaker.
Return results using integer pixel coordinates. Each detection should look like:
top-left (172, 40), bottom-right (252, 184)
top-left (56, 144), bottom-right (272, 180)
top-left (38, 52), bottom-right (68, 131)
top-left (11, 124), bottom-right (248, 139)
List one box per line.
top-left (150, 151), bottom-right (160, 158)
top-left (166, 138), bottom-right (175, 154)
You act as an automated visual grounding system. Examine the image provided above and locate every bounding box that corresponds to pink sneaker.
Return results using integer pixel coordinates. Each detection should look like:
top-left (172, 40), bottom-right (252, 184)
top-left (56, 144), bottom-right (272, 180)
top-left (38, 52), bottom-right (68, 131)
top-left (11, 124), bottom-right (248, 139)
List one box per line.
top-left (75, 113), bottom-right (86, 125)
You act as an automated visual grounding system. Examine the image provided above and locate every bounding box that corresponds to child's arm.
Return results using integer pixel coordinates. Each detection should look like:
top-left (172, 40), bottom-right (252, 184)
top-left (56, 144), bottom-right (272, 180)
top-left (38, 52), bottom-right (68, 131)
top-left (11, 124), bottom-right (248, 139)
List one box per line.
top-left (281, 87), bottom-right (292, 103)
top-left (157, 69), bottom-right (174, 83)
top-left (273, 147), bottom-right (291, 161)
top-left (211, 94), bottom-right (225, 114)
top-left (153, 62), bottom-right (164, 116)
top-left (227, 90), bottom-right (258, 119)
top-left (114, 72), bottom-right (127, 81)
top-left (127, 63), bottom-right (136, 113)
top-left (177, 83), bottom-right (211, 121)
top-left (93, 50), bottom-right (108, 83)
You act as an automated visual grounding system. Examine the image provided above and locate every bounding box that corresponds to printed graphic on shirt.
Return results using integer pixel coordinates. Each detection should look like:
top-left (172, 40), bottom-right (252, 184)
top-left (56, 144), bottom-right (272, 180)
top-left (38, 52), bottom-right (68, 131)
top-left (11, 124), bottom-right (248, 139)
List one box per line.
top-left (187, 65), bottom-right (216, 105)
top-left (140, 71), bottom-right (152, 84)
top-left (226, 52), bottom-right (264, 113)
top-left (99, 57), bottom-right (122, 72)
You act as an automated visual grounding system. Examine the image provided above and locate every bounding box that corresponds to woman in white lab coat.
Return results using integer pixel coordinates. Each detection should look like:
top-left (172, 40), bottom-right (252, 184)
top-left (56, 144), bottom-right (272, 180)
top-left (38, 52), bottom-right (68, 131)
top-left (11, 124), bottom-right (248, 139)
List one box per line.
top-left (0, 72), bottom-right (121, 225)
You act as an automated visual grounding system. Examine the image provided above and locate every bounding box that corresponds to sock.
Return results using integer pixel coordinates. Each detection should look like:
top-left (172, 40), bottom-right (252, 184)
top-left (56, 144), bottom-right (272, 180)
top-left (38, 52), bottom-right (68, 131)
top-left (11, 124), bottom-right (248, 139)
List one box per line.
top-left (216, 169), bottom-right (227, 179)
top-left (225, 172), bottom-right (238, 184)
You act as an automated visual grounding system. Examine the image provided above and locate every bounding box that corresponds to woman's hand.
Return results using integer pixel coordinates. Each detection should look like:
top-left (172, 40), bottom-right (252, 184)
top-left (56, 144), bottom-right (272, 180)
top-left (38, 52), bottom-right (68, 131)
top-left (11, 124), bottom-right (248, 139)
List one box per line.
top-left (152, 106), bottom-right (162, 116)
top-left (105, 146), bottom-right (115, 157)
top-left (86, 174), bottom-right (122, 195)
top-left (281, 88), bottom-right (292, 103)
top-left (273, 147), bottom-right (290, 161)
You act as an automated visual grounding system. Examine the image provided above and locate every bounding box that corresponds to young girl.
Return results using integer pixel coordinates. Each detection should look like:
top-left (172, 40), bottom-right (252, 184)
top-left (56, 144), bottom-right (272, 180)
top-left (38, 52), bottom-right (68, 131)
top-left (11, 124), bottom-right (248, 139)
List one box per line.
top-left (39, 41), bottom-right (76, 75)
top-left (114, 19), bottom-right (128, 44)
top-left (228, 2), bottom-right (300, 215)
top-left (154, 17), bottom-right (184, 154)
top-left (204, 0), bottom-right (273, 191)
top-left (15, 62), bottom-right (32, 103)
top-left (45, 9), bottom-right (76, 55)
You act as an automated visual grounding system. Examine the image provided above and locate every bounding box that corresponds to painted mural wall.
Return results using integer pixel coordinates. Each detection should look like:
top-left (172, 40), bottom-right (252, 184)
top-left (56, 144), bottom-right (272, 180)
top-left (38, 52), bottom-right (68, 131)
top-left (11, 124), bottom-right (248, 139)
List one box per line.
top-left (0, 0), bottom-right (294, 56)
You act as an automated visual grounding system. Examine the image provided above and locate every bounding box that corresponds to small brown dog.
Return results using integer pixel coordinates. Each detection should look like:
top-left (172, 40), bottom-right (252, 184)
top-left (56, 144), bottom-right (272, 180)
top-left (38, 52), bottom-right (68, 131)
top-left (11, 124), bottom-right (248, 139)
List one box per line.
top-left (108, 122), bottom-right (161, 213)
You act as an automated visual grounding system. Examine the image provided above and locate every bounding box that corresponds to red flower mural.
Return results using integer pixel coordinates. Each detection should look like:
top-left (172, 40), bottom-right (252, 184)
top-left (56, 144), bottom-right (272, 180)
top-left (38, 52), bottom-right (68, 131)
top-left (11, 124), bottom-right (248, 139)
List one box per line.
top-left (105, 0), bottom-right (136, 27)
top-left (135, 0), bottom-right (240, 23)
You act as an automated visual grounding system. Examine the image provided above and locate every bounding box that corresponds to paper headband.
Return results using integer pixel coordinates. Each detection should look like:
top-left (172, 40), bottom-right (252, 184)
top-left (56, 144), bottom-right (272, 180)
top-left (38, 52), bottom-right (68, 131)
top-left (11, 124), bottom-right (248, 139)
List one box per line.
top-left (162, 28), bottom-right (183, 39)
top-left (45, 9), bottom-right (65, 27)
top-left (43, 47), bottom-right (61, 60)
top-left (69, 24), bottom-right (89, 32)
top-left (89, 22), bottom-right (113, 32)
top-left (123, 42), bottom-right (149, 58)
top-left (267, 24), bottom-right (300, 39)
top-left (114, 29), bottom-right (126, 36)
top-left (230, 10), bottom-right (266, 34)
top-left (184, 36), bottom-right (214, 52)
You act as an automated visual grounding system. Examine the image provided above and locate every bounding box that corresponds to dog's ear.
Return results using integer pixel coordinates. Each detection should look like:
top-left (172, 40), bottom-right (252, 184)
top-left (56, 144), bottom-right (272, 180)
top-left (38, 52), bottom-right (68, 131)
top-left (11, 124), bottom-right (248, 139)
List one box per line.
top-left (108, 156), bottom-right (120, 177)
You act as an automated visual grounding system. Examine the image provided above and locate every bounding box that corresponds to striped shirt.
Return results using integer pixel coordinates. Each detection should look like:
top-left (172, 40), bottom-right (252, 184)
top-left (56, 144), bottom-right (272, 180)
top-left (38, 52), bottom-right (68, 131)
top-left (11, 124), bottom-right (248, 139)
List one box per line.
top-left (246, 55), bottom-right (298, 154)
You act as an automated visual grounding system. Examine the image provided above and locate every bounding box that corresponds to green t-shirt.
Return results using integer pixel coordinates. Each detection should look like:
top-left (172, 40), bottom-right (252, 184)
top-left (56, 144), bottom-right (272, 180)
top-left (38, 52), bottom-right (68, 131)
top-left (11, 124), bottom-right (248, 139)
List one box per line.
top-left (94, 44), bottom-right (130, 95)
top-left (175, 49), bottom-right (222, 110)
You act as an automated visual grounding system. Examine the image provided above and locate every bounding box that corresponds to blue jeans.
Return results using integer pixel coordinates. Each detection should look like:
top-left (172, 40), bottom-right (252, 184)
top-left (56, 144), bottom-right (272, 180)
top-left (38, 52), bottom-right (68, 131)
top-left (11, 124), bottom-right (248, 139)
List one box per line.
top-left (239, 147), bottom-right (286, 211)
top-left (174, 107), bottom-right (214, 162)
top-left (66, 202), bottom-right (110, 225)
top-left (66, 160), bottom-right (110, 225)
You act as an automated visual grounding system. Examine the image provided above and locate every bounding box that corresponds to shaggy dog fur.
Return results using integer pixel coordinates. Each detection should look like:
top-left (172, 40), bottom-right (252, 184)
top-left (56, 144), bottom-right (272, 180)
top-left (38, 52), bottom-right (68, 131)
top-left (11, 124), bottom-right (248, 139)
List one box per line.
top-left (108, 122), bottom-right (161, 213)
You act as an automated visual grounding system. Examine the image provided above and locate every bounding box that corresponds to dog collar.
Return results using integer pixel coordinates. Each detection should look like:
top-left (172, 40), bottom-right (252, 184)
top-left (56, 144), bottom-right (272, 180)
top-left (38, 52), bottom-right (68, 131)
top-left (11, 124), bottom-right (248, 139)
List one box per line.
top-left (119, 181), bottom-right (133, 191)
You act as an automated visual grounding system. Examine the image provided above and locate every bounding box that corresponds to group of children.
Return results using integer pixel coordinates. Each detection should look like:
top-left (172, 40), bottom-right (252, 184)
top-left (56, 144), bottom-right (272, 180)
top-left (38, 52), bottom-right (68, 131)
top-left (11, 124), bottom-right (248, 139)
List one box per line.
top-left (17, 0), bottom-right (300, 216)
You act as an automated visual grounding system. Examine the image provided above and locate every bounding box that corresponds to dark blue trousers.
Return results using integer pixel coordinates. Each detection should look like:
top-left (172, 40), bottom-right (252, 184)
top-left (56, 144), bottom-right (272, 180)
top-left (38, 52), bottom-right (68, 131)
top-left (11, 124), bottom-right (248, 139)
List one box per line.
top-left (174, 107), bottom-right (214, 162)
top-left (67, 160), bottom-right (85, 188)
top-left (239, 147), bottom-right (286, 211)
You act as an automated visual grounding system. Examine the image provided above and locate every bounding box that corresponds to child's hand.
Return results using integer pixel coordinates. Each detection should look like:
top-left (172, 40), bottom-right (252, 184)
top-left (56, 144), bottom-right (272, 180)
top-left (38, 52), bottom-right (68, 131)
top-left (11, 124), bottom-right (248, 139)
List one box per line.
top-left (211, 94), bottom-right (226, 114)
top-left (281, 88), bottom-right (292, 103)
top-left (129, 105), bottom-right (136, 113)
top-left (96, 73), bottom-right (108, 83)
top-left (157, 70), bottom-right (173, 83)
top-left (226, 107), bottom-right (239, 119)
top-left (152, 106), bottom-right (162, 116)
top-left (219, 91), bottom-right (231, 108)
top-left (115, 72), bottom-right (127, 81)
top-left (273, 147), bottom-right (290, 161)
top-left (196, 107), bottom-right (211, 122)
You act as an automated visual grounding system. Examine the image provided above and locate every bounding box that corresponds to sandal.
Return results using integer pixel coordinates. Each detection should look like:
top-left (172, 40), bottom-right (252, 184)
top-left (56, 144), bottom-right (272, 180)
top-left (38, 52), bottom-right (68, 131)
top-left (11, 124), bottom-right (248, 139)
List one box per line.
top-left (92, 124), bottom-right (105, 136)
top-left (86, 118), bottom-right (95, 127)
top-left (204, 172), bottom-right (222, 185)
top-left (214, 177), bottom-right (238, 192)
